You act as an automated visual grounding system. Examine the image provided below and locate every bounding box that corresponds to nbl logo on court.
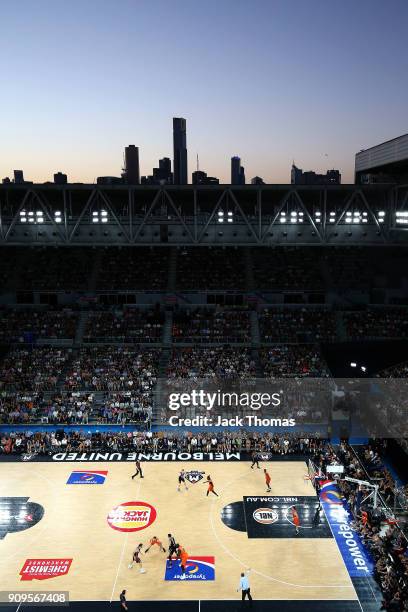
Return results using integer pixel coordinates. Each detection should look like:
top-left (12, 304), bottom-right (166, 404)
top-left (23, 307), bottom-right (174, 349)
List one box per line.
top-left (253, 508), bottom-right (279, 525)
top-left (184, 470), bottom-right (206, 484)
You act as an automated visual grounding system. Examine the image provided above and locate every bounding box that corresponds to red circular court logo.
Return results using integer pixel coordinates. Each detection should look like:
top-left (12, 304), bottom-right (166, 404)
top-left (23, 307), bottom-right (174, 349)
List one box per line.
top-left (107, 501), bottom-right (157, 532)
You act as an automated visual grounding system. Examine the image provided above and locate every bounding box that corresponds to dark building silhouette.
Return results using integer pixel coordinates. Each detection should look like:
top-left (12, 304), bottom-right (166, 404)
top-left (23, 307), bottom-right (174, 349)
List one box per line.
top-left (251, 176), bottom-right (264, 185)
top-left (124, 145), bottom-right (140, 185)
top-left (291, 164), bottom-right (341, 185)
top-left (141, 157), bottom-right (173, 185)
top-left (97, 176), bottom-right (123, 185)
top-left (231, 156), bottom-right (246, 185)
top-left (192, 170), bottom-right (219, 185)
top-left (13, 170), bottom-right (25, 184)
top-left (54, 172), bottom-right (67, 185)
top-left (2, 177), bottom-right (11, 184)
top-left (173, 118), bottom-right (187, 184)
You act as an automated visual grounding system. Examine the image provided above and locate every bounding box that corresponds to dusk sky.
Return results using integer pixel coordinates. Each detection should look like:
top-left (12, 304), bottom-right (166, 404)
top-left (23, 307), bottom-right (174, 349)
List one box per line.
top-left (1, 0), bottom-right (407, 184)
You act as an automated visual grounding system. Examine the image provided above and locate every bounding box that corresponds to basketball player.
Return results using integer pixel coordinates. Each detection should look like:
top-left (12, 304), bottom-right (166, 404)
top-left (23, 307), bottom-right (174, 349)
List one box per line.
top-left (131, 459), bottom-right (144, 479)
top-left (264, 468), bottom-right (271, 492)
top-left (167, 533), bottom-right (178, 565)
top-left (177, 468), bottom-right (189, 492)
top-left (292, 506), bottom-right (300, 535)
top-left (250, 451), bottom-right (260, 469)
top-left (145, 536), bottom-right (166, 554)
top-left (178, 545), bottom-right (189, 580)
top-left (128, 543), bottom-right (146, 572)
top-left (205, 475), bottom-right (219, 497)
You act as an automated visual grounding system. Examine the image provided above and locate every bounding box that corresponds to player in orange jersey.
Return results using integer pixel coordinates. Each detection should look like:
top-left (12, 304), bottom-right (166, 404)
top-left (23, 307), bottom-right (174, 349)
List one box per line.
top-left (292, 506), bottom-right (300, 535)
top-left (145, 536), bottom-right (166, 554)
top-left (178, 545), bottom-right (189, 580)
top-left (205, 475), bottom-right (219, 497)
top-left (264, 468), bottom-right (271, 492)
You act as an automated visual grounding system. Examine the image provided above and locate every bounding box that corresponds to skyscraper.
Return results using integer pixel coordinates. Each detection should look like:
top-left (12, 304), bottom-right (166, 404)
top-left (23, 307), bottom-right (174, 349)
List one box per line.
top-left (173, 118), bottom-right (187, 184)
top-left (231, 157), bottom-right (241, 185)
top-left (231, 157), bottom-right (245, 185)
top-left (124, 145), bottom-right (140, 185)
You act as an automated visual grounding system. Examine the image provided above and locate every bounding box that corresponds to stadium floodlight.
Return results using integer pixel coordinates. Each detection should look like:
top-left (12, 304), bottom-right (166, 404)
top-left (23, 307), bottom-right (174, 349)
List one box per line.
top-left (378, 211), bottom-right (385, 217)
top-left (346, 218), bottom-right (352, 223)
top-left (396, 211), bottom-right (408, 224)
top-left (291, 211), bottom-right (297, 217)
top-left (101, 210), bottom-right (108, 217)
top-left (92, 211), bottom-right (98, 217)
top-left (55, 211), bottom-right (62, 223)
top-left (350, 362), bottom-right (357, 367)
top-left (361, 366), bottom-right (366, 372)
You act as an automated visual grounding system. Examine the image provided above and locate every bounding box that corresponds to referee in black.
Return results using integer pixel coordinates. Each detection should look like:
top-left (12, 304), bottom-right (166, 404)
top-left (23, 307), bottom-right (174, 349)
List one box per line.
top-left (250, 451), bottom-right (260, 469)
top-left (131, 459), bottom-right (144, 479)
top-left (120, 589), bottom-right (128, 610)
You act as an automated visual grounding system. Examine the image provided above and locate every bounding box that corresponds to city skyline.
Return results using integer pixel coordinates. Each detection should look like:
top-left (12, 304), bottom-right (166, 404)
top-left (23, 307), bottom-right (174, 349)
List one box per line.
top-left (1, 0), bottom-right (407, 184)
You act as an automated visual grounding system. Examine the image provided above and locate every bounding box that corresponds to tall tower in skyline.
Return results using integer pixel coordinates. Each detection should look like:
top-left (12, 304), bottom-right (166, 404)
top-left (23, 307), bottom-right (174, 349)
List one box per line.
top-left (124, 145), bottom-right (140, 185)
top-left (173, 118), bottom-right (187, 185)
top-left (231, 156), bottom-right (245, 185)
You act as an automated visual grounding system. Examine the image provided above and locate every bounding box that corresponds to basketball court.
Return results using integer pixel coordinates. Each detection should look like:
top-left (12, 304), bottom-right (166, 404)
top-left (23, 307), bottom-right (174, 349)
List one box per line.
top-left (0, 458), bottom-right (374, 610)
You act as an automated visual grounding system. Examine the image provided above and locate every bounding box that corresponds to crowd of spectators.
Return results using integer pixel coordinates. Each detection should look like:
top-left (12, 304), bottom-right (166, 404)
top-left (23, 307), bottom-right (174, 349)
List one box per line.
top-left (323, 247), bottom-right (377, 290)
top-left (63, 346), bottom-right (159, 392)
top-left (17, 247), bottom-right (93, 291)
top-left (0, 430), bottom-right (326, 456)
top-left (176, 248), bottom-right (245, 290)
top-left (251, 247), bottom-right (324, 290)
top-left (0, 393), bottom-right (40, 423)
top-left (0, 347), bottom-right (70, 391)
top-left (344, 308), bottom-right (408, 340)
top-left (172, 307), bottom-right (251, 343)
top-left (84, 307), bottom-right (164, 343)
top-left (97, 247), bottom-right (168, 290)
top-left (260, 345), bottom-right (331, 378)
top-left (0, 309), bottom-right (78, 342)
top-left (259, 308), bottom-right (337, 343)
top-left (166, 347), bottom-right (256, 380)
top-left (316, 442), bottom-right (408, 611)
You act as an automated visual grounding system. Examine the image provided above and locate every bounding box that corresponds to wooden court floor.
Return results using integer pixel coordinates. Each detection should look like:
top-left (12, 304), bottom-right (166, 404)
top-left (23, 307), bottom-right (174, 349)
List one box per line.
top-left (0, 461), bottom-right (358, 603)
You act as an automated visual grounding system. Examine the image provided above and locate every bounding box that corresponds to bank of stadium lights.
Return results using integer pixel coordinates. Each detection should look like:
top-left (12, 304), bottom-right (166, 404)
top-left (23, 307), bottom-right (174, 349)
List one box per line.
top-left (217, 210), bottom-right (233, 223)
top-left (54, 211), bottom-right (62, 223)
top-left (19, 210), bottom-right (44, 224)
top-left (396, 211), bottom-right (408, 225)
top-left (92, 210), bottom-right (109, 223)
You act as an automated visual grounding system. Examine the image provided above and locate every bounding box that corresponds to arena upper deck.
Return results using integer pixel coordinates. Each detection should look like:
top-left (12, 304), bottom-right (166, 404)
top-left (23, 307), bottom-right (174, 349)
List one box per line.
top-left (1, 183), bottom-right (408, 245)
